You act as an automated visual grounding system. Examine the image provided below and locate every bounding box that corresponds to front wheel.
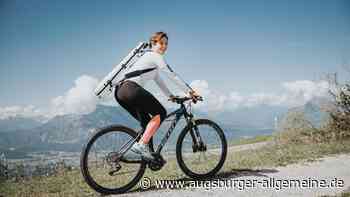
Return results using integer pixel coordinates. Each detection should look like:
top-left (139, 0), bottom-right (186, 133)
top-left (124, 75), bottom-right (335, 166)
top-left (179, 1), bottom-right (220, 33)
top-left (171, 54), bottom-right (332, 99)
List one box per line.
top-left (176, 119), bottom-right (227, 179)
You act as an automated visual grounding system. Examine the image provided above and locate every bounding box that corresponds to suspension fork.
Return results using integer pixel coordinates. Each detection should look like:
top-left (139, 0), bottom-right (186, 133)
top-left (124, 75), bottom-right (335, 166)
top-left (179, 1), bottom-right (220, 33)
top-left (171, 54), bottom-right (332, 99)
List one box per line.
top-left (185, 113), bottom-right (205, 152)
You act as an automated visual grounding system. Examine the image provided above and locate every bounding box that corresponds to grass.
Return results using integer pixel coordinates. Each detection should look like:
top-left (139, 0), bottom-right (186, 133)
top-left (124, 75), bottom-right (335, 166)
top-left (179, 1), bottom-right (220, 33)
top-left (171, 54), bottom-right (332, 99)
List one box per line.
top-left (0, 170), bottom-right (95, 197)
top-left (320, 191), bottom-right (350, 197)
top-left (1, 137), bottom-right (350, 197)
top-left (226, 139), bottom-right (350, 169)
top-left (341, 192), bottom-right (350, 197)
top-left (229, 135), bottom-right (273, 146)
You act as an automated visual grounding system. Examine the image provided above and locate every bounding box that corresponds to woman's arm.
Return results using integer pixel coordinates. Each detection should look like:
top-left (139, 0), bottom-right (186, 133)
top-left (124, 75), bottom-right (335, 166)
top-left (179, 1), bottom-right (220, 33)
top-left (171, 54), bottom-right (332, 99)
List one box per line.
top-left (154, 72), bottom-right (173, 98)
top-left (153, 53), bottom-right (191, 94)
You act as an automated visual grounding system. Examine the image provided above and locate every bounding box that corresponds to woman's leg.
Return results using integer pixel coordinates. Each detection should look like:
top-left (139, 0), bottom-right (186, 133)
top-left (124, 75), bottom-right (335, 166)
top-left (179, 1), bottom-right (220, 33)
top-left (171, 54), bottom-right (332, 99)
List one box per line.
top-left (114, 82), bottom-right (151, 130)
top-left (117, 98), bottom-right (159, 144)
top-left (114, 81), bottom-right (166, 160)
top-left (140, 115), bottom-right (161, 144)
top-left (115, 81), bottom-right (167, 144)
top-left (134, 87), bottom-right (167, 144)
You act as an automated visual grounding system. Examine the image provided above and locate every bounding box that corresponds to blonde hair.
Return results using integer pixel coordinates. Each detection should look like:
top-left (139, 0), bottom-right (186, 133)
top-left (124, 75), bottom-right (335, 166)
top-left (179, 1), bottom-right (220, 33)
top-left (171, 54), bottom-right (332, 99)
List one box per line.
top-left (149, 31), bottom-right (168, 47)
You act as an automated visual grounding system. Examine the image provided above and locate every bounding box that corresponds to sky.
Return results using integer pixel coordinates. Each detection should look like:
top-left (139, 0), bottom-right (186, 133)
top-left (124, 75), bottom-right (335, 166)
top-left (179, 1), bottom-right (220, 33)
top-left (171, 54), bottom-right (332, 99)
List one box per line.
top-left (0, 0), bottom-right (349, 118)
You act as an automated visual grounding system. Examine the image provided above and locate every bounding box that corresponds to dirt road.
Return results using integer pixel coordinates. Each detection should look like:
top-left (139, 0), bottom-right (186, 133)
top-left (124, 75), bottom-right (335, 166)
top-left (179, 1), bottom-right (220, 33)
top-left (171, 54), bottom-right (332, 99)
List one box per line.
top-left (116, 153), bottom-right (350, 197)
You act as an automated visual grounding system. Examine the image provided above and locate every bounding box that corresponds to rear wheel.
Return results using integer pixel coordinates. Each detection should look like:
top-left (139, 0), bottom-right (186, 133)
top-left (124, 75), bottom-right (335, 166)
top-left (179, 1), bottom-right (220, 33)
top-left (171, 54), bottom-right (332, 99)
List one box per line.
top-left (176, 119), bottom-right (227, 179)
top-left (80, 125), bottom-right (150, 194)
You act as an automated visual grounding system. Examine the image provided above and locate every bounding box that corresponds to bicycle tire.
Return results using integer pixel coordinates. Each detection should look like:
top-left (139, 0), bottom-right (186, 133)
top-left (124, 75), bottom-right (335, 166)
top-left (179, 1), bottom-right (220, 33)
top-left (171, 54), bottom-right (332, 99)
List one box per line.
top-left (80, 125), bottom-right (148, 194)
top-left (176, 119), bottom-right (227, 179)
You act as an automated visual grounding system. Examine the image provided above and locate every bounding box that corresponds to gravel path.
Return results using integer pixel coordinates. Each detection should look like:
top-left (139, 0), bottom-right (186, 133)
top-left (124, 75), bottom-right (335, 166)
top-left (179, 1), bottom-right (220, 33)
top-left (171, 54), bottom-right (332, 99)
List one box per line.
top-left (115, 153), bottom-right (350, 197)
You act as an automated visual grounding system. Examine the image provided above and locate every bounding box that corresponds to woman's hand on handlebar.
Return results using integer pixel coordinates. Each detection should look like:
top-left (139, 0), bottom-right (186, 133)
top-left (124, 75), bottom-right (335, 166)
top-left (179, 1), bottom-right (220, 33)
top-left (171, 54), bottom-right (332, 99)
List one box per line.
top-left (188, 90), bottom-right (202, 103)
top-left (168, 95), bottom-right (177, 102)
top-left (168, 92), bottom-right (203, 104)
top-left (168, 95), bottom-right (188, 103)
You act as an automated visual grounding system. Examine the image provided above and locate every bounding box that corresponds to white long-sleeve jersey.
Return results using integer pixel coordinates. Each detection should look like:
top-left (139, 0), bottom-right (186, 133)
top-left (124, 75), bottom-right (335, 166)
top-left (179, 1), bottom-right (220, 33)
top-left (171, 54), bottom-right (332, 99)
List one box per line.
top-left (118, 51), bottom-right (191, 97)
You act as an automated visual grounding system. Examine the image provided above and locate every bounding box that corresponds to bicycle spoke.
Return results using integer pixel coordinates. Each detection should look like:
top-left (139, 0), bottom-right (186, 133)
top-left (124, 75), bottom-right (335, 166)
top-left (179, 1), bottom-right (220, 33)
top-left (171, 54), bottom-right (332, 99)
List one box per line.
top-left (83, 128), bottom-right (144, 191)
top-left (180, 120), bottom-right (225, 176)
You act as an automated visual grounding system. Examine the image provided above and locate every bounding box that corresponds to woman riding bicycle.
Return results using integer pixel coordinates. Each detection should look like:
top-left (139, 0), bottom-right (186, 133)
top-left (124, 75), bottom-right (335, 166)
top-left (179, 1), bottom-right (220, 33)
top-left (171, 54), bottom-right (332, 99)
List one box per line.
top-left (114, 31), bottom-right (200, 161)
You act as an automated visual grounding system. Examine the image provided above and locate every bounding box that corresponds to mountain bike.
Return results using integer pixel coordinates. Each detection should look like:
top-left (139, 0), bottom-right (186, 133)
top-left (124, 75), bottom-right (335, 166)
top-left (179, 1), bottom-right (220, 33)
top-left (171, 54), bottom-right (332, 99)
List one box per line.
top-left (80, 95), bottom-right (227, 194)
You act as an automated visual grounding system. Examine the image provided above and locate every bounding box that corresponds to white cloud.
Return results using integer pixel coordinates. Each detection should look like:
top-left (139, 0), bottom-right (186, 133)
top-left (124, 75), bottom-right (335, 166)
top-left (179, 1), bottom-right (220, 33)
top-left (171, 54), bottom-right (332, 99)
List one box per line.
top-left (48, 75), bottom-right (99, 117)
top-left (188, 79), bottom-right (331, 113)
top-left (280, 80), bottom-right (330, 106)
top-left (244, 93), bottom-right (283, 107)
top-left (0, 76), bottom-right (332, 120)
top-left (0, 75), bottom-right (107, 120)
top-left (190, 80), bottom-right (231, 112)
top-left (0, 105), bottom-right (43, 120)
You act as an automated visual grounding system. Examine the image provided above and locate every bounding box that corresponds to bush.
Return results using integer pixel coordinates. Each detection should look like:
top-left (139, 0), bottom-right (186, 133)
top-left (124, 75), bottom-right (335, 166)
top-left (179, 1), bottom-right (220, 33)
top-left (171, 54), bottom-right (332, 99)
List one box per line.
top-left (277, 82), bottom-right (350, 144)
top-left (323, 83), bottom-right (350, 140)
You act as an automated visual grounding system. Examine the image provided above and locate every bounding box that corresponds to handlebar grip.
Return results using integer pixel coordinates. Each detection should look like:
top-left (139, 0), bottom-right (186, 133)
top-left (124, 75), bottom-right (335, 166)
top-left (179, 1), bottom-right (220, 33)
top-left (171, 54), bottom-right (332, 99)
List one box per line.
top-left (194, 95), bottom-right (203, 101)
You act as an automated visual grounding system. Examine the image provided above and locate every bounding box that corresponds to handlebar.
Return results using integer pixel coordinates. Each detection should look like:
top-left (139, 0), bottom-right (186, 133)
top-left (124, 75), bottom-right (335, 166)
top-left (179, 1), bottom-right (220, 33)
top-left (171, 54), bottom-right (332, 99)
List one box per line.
top-left (168, 95), bottom-right (203, 104)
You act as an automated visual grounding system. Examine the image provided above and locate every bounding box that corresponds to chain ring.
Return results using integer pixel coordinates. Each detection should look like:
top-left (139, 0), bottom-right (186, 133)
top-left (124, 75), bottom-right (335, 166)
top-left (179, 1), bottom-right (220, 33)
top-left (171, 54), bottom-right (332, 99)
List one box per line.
top-left (148, 153), bottom-right (166, 171)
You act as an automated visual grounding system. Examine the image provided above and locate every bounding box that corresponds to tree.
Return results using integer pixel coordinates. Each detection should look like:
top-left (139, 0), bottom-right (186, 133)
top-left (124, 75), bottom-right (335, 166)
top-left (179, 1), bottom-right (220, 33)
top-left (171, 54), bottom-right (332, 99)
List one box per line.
top-left (325, 71), bottom-right (350, 140)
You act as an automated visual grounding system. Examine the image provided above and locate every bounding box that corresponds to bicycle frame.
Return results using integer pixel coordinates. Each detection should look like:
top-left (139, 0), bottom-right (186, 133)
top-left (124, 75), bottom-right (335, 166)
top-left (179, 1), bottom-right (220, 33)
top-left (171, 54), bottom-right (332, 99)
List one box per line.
top-left (117, 101), bottom-right (202, 163)
top-left (155, 103), bottom-right (189, 154)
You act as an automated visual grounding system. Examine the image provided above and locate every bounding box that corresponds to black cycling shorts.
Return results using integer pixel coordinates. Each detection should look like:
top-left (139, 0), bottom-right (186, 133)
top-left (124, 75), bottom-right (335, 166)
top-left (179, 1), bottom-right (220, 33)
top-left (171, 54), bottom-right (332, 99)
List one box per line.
top-left (114, 80), bottom-right (167, 130)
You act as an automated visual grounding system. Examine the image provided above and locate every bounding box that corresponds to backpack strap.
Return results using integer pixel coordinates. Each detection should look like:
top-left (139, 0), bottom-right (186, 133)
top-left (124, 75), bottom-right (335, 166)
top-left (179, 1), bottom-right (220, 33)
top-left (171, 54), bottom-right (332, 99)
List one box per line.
top-left (122, 67), bottom-right (157, 80)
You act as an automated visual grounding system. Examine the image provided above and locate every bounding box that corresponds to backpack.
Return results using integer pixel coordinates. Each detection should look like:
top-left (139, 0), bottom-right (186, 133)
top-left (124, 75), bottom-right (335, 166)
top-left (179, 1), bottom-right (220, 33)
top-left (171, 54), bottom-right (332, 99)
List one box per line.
top-left (94, 42), bottom-right (149, 98)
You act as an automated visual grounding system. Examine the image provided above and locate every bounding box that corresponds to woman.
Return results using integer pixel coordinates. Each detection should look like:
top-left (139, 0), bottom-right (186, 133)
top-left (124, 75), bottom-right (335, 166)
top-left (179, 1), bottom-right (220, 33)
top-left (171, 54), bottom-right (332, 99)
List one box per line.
top-left (114, 32), bottom-right (199, 161)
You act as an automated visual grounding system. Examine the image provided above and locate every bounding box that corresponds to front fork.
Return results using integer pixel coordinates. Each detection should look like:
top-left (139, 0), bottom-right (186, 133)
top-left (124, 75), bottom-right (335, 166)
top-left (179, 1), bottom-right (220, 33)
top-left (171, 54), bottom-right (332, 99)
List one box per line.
top-left (187, 115), bottom-right (207, 153)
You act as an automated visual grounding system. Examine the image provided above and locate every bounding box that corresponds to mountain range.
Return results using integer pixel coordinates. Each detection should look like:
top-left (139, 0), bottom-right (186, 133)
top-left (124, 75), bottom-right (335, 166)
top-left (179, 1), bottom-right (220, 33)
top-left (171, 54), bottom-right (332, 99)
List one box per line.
top-left (0, 101), bottom-right (328, 158)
